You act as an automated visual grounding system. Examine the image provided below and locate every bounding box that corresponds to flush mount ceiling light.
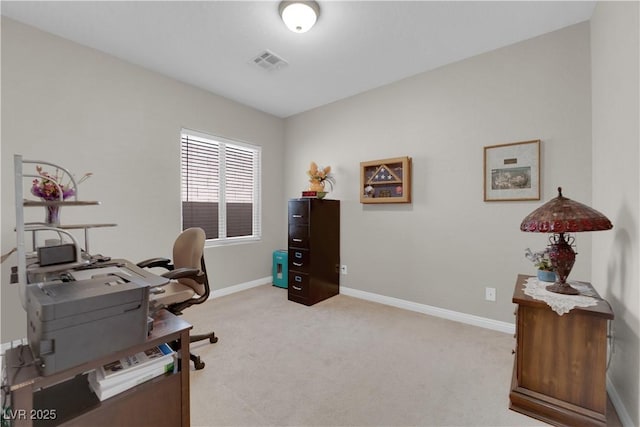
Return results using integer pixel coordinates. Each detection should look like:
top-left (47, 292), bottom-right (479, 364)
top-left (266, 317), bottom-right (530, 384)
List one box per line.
top-left (279, 1), bottom-right (320, 33)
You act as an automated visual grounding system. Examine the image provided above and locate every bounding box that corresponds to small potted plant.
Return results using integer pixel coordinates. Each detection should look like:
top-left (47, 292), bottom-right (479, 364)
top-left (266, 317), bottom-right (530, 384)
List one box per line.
top-left (525, 248), bottom-right (556, 282)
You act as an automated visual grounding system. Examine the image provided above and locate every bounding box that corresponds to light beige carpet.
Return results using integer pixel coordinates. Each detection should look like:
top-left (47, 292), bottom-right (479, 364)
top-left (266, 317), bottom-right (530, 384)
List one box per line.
top-left (181, 285), bottom-right (547, 427)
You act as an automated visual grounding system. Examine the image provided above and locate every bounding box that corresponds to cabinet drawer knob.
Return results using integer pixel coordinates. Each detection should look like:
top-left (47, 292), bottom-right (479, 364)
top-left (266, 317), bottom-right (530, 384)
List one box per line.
top-left (295, 276), bottom-right (302, 282)
top-left (292, 214), bottom-right (303, 218)
top-left (293, 262), bottom-right (303, 267)
top-left (293, 285), bottom-right (302, 291)
top-left (295, 252), bottom-right (303, 258)
top-left (293, 238), bottom-right (302, 242)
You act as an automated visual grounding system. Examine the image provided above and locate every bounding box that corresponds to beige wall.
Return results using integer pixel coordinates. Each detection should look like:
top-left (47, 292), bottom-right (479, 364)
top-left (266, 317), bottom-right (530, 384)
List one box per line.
top-left (591, 2), bottom-right (640, 425)
top-left (285, 23), bottom-right (593, 324)
top-left (1, 18), bottom-right (286, 341)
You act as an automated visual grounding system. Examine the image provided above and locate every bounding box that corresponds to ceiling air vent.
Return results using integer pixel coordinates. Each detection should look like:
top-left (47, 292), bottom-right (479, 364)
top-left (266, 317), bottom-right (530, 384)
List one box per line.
top-left (250, 50), bottom-right (288, 71)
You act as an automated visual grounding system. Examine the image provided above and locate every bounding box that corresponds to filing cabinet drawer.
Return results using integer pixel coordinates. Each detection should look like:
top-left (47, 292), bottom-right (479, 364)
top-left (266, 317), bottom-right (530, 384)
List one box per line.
top-left (288, 249), bottom-right (310, 273)
top-left (289, 200), bottom-right (309, 224)
top-left (288, 272), bottom-right (309, 298)
top-left (288, 224), bottom-right (309, 248)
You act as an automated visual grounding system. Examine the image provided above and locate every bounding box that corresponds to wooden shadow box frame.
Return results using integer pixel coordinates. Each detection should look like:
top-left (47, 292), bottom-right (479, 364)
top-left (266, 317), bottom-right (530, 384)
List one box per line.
top-left (360, 156), bottom-right (412, 204)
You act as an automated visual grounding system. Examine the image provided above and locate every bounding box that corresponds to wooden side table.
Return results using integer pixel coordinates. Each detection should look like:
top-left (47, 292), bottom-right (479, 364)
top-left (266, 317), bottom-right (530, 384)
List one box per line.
top-left (509, 274), bottom-right (614, 427)
top-left (3, 310), bottom-right (191, 427)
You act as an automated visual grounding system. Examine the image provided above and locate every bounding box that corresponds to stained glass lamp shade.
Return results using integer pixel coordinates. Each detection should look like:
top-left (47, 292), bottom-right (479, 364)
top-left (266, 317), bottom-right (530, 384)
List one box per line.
top-left (520, 187), bottom-right (613, 294)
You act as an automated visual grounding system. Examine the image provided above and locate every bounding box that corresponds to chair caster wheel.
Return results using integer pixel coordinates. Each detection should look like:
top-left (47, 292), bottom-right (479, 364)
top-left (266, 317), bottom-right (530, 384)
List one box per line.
top-left (194, 359), bottom-right (205, 370)
top-left (210, 335), bottom-right (218, 343)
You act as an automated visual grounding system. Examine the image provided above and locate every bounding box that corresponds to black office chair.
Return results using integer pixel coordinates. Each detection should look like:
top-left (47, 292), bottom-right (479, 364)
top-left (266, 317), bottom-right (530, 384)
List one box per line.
top-left (137, 227), bottom-right (217, 370)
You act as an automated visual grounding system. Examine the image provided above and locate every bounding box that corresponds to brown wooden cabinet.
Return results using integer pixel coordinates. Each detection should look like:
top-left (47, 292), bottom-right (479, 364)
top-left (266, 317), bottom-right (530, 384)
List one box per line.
top-left (3, 310), bottom-right (191, 427)
top-left (509, 274), bottom-right (614, 427)
top-left (287, 198), bottom-right (340, 306)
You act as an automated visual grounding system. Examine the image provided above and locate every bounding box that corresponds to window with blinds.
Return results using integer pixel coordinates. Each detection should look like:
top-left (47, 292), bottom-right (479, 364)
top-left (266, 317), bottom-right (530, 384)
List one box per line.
top-left (181, 129), bottom-right (261, 243)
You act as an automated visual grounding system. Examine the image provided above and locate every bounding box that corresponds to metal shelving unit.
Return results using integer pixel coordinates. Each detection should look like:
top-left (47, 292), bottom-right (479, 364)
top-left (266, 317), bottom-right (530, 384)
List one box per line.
top-left (13, 154), bottom-right (116, 306)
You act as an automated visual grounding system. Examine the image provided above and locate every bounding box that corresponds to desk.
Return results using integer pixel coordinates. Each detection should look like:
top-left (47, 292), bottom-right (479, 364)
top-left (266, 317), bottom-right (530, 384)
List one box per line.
top-left (4, 310), bottom-right (191, 427)
top-left (509, 274), bottom-right (614, 427)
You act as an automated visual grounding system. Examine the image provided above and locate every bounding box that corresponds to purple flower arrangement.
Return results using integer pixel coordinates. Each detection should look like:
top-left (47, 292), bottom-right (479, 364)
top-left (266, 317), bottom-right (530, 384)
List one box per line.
top-left (31, 165), bottom-right (92, 201)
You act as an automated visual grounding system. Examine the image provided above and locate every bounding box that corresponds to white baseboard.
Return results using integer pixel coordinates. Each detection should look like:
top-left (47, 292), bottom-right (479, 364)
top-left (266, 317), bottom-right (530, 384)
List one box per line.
top-left (607, 375), bottom-right (634, 427)
top-left (340, 286), bottom-right (516, 334)
top-left (208, 281), bottom-right (515, 334)
top-left (209, 276), bottom-right (272, 299)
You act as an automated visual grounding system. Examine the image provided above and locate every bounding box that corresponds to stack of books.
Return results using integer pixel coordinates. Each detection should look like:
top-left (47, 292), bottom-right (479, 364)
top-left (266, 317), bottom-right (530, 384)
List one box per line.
top-left (88, 343), bottom-right (176, 401)
top-left (301, 190), bottom-right (327, 199)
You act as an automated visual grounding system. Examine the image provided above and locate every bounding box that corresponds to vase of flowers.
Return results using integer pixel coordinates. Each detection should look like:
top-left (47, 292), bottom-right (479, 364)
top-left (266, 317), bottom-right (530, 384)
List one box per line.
top-left (31, 165), bottom-right (92, 226)
top-left (307, 161), bottom-right (335, 195)
top-left (525, 247), bottom-right (556, 282)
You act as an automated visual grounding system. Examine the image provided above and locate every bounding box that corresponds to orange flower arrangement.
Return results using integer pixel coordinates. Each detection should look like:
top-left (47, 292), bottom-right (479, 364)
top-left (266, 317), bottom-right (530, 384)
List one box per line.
top-left (307, 161), bottom-right (335, 191)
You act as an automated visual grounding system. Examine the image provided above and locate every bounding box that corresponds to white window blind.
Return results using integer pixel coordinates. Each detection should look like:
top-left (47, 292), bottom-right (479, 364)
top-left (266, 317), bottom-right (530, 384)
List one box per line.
top-left (181, 130), bottom-right (261, 243)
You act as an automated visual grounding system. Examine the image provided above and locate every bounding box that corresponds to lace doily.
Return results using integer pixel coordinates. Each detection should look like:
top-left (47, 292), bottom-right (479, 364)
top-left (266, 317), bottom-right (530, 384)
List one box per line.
top-left (523, 277), bottom-right (598, 315)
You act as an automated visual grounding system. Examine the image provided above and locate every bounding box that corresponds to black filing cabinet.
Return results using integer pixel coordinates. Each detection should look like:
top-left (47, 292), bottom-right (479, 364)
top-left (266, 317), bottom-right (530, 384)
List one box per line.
top-left (287, 198), bottom-right (340, 306)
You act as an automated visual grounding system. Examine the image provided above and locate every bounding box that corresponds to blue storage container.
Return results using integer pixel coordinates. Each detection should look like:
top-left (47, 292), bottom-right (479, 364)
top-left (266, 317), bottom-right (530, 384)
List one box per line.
top-left (272, 250), bottom-right (288, 288)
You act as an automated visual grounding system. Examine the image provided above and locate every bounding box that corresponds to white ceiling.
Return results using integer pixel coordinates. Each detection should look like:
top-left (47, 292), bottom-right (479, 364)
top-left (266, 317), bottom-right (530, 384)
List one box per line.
top-left (1, 1), bottom-right (596, 118)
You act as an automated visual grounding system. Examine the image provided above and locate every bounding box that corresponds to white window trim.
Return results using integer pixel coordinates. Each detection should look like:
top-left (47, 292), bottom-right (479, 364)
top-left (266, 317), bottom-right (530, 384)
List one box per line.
top-left (181, 128), bottom-right (262, 247)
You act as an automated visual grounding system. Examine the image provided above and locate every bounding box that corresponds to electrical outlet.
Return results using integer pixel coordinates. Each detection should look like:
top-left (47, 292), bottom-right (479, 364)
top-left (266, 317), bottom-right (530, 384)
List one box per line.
top-left (340, 265), bottom-right (348, 275)
top-left (485, 287), bottom-right (496, 302)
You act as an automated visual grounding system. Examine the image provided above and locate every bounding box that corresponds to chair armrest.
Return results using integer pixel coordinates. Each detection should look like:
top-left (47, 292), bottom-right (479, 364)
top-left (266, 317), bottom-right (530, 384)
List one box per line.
top-left (137, 257), bottom-right (173, 270)
top-left (162, 267), bottom-right (204, 283)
